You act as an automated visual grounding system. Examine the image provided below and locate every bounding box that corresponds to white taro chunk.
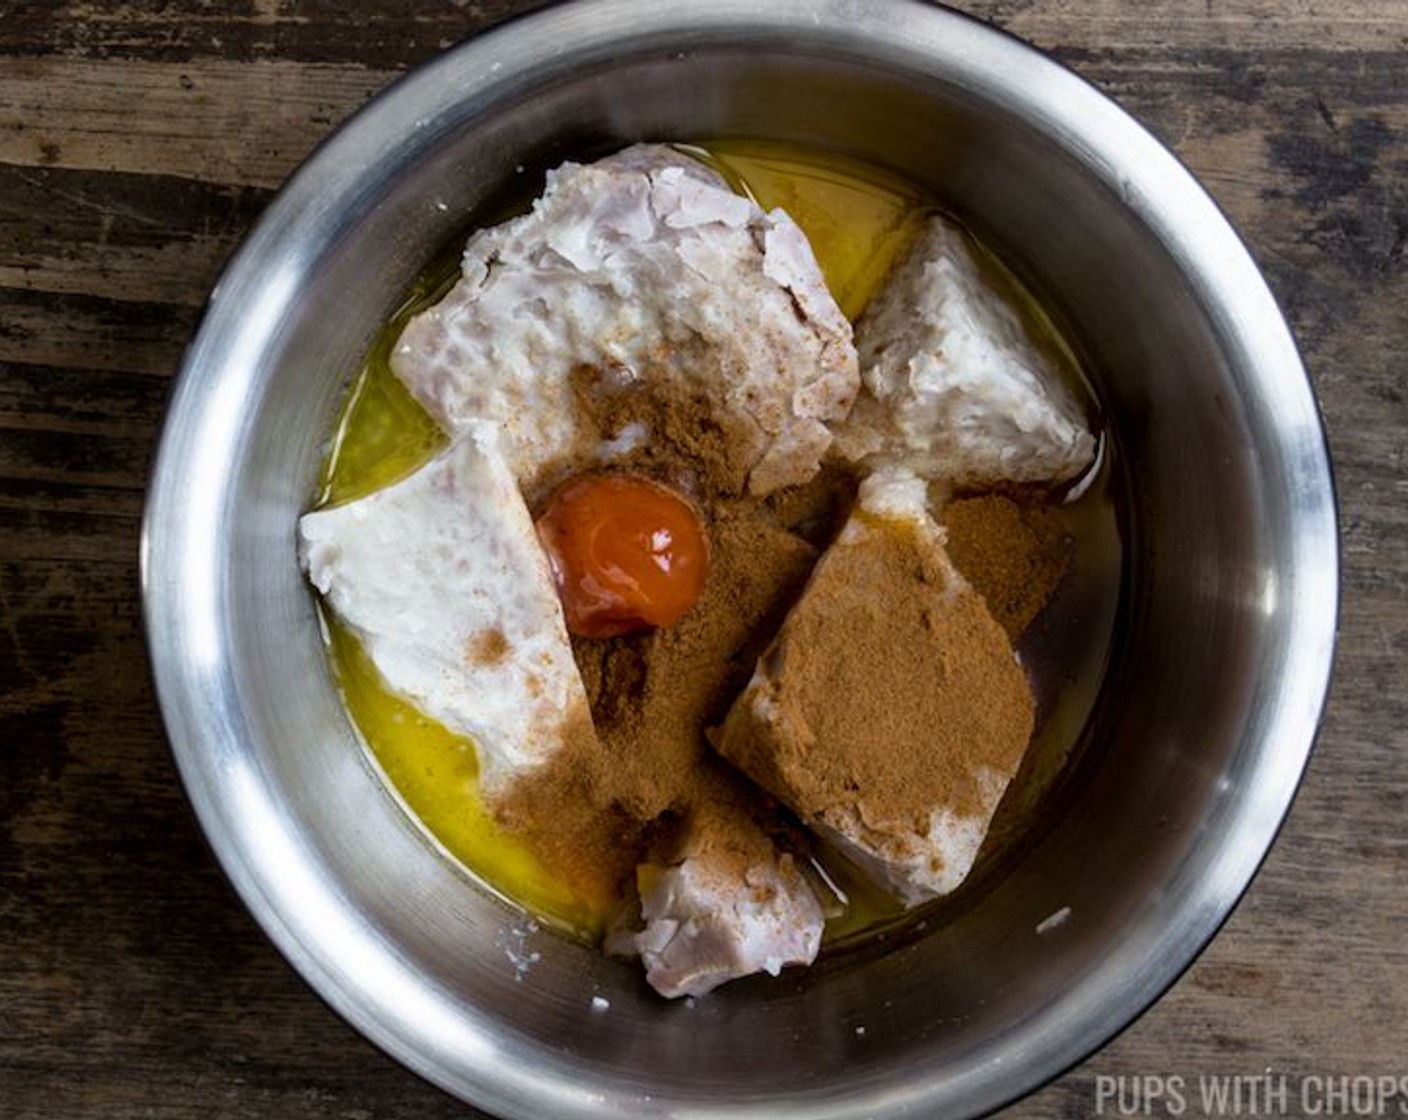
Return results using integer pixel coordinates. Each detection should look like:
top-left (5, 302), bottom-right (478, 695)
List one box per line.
top-left (716, 473), bottom-right (1035, 908)
top-left (835, 214), bottom-right (1096, 490)
top-left (607, 798), bottom-right (825, 999)
top-left (619, 856), bottom-right (825, 1000)
top-left (391, 143), bottom-right (858, 499)
top-left (298, 423), bottom-right (594, 799)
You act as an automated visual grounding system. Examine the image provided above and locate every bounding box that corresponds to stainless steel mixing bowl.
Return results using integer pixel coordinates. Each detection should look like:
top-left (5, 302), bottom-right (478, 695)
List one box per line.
top-left (142, 1), bottom-right (1338, 1117)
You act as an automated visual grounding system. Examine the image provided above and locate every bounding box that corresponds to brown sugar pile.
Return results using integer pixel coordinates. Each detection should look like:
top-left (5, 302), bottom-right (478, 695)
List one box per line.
top-left (716, 499), bottom-right (1034, 904)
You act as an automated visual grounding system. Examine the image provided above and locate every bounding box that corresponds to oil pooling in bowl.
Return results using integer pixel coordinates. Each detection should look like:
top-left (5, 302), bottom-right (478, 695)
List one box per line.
top-left (310, 140), bottom-right (1122, 951)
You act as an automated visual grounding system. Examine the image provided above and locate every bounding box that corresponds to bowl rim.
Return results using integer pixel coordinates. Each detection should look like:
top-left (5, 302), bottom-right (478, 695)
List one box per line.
top-left (142, 1), bottom-right (1340, 1117)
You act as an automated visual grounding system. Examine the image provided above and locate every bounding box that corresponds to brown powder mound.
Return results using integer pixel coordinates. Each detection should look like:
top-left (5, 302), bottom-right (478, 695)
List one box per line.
top-left (716, 506), bottom-right (1034, 885)
top-left (563, 361), bottom-right (763, 499)
top-left (662, 765), bottom-right (796, 885)
top-left (490, 705), bottom-right (640, 905)
top-left (942, 492), bottom-right (1073, 639)
top-left (493, 499), bottom-right (820, 901)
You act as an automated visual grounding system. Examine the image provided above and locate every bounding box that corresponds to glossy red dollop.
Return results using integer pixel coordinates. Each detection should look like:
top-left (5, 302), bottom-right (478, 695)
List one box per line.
top-left (535, 473), bottom-right (710, 639)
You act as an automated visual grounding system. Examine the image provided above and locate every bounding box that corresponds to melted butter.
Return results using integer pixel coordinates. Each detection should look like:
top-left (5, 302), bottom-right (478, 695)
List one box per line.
top-left (313, 140), bottom-right (1120, 949)
top-left (694, 140), bottom-right (929, 319)
top-left (326, 616), bottom-right (608, 939)
top-left (316, 261), bottom-right (454, 507)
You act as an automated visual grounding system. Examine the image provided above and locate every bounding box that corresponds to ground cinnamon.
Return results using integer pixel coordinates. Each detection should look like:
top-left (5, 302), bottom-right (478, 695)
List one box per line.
top-left (573, 502), bottom-right (819, 816)
top-left (564, 359), bottom-right (762, 499)
top-left (717, 507), bottom-right (1034, 839)
top-left (942, 492), bottom-right (1072, 639)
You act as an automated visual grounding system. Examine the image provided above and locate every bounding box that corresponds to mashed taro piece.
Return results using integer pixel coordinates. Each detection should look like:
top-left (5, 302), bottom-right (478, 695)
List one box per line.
top-left (835, 214), bottom-right (1095, 490)
top-left (299, 422), bottom-right (595, 800)
top-left (717, 472), bottom-right (1035, 907)
top-left (391, 144), bottom-right (858, 500)
top-left (607, 795), bottom-right (824, 999)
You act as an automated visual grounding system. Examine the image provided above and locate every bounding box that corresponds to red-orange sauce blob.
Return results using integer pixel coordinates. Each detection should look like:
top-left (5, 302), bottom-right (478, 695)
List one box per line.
top-left (535, 473), bottom-right (710, 638)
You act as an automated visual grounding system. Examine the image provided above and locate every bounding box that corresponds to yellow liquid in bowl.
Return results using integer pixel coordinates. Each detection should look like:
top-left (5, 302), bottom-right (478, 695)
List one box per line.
top-left (313, 141), bottom-right (1114, 945)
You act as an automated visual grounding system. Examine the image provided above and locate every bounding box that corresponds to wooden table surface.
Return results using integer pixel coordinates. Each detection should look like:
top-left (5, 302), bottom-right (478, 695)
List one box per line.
top-left (2, 2), bottom-right (1404, 1117)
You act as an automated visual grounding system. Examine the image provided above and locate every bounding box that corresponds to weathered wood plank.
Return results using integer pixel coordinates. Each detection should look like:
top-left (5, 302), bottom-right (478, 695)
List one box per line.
top-left (0, 0), bottom-right (526, 67)
top-left (0, 0), bottom-right (1403, 62)
top-left (0, 3), bottom-right (1404, 1119)
top-left (0, 57), bottom-right (392, 188)
top-left (0, 360), bottom-right (174, 430)
top-left (0, 163), bottom-right (272, 303)
top-left (0, 289), bottom-right (196, 375)
top-left (1005, 0), bottom-right (1408, 52)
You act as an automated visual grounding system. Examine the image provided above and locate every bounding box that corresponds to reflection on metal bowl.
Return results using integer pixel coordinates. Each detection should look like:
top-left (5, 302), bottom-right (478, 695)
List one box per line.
top-left (142, 2), bottom-right (1338, 1118)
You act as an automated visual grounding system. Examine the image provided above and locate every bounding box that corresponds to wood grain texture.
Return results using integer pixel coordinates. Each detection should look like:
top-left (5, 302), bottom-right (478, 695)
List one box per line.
top-left (1, 2), bottom-right (1404, 1118)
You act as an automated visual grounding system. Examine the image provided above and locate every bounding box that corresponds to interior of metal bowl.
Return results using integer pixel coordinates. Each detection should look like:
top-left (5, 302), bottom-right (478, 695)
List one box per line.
top-left (142, 2), bottom-right (1338, 1118)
